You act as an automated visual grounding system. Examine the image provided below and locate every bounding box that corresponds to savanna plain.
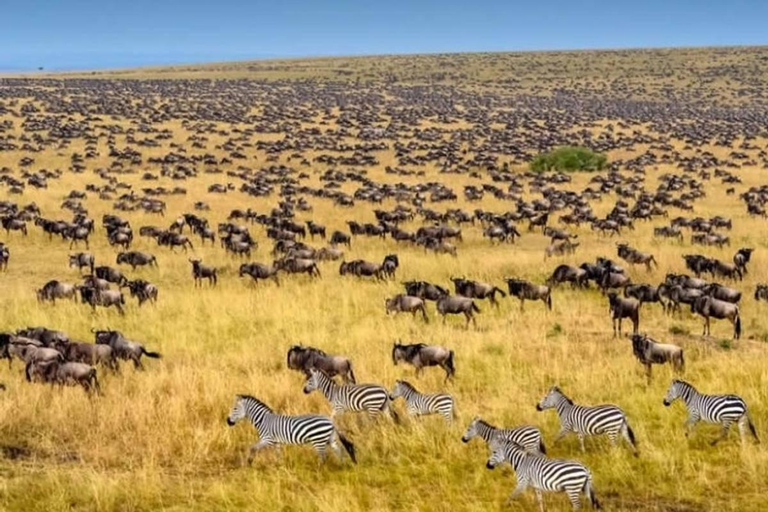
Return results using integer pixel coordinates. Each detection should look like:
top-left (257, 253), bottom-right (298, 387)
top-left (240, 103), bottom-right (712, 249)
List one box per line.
top-left (0, 48), bottom-right (767, 511)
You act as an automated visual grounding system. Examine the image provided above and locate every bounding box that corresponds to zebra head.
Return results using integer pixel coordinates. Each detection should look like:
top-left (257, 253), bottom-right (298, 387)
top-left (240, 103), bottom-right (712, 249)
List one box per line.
top-left (663, 379), bottom-right (686, 407)
top-left (226, 395), bottom-right (248, 426)
top-left (485, 439), bottom-right (515, 469)
top-left (536, 386), bottom-right (566, 411)
top-left (389, 380), bottom-right (408, 401)
top-left (461, 416), bottom-right (482, 443)
top-left (303, 368), bottom-right (321, 395)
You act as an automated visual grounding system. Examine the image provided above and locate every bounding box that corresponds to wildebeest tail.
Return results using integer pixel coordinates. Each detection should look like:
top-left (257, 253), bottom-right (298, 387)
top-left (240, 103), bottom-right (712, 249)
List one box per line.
top-left (735, 312), bottom-right (742, 339)
top-left (142, 347), bottom-right (162, 359)
top-left (493, 287), bottom-right (506, 298)
top-left (471, 302), bottom-right (480, 313)
top-left (337, 431), bottom-right (357, 463)
top-left (546, 293), bottom-right (552, 310)
top-left (445, 350), bottom-right (456, 376)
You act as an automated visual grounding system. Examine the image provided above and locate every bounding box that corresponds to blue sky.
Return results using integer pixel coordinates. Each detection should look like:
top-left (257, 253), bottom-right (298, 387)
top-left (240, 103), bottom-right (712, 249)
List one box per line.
top-left (2, 0), bottom-right (767, 70)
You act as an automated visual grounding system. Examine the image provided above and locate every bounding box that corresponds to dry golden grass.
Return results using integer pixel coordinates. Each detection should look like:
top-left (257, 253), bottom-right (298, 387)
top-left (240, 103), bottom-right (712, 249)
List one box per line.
top-left (0, 49), bottom-right (767, 511)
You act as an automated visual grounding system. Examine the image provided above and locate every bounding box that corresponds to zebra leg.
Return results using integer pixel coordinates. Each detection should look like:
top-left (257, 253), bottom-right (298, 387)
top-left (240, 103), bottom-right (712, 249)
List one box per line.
top-left (314, 442), bottom-right (328, 463)
top-left (535, 489), bottom-right (545, 512)
top-left (684, 416), bottom-right (698, 438)
top-left (565, 488), bottom-right (582, 510)
top-left (578, 433), bottom-right (586, 452)
top-left (711, 421), bottom-right (732, 446)
top-left (246, 439), bottom-right (272, 465)
top-left (505, 480), bottom-right (528, 505)
top-left (553, 427), bottom-right (569, 444)
top-left (329, 438), bottom-right (343, 460)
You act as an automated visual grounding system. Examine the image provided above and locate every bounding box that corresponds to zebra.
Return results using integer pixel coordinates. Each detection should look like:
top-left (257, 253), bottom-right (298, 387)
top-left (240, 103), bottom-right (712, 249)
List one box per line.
top-left (486, 439), bottom-right (601, 511)
top-left (226, 394), bottom-right (356, 464)
top-left (389, 380), bottom-right (455, 422)
top-left (303, 368), bottom-right (398, 421)
top-left (536, 386), bottom-right (638, 456)
top-left (462, 416), bottom-right (547, 455)
top-left (663, 379), bottom-right (760, 445)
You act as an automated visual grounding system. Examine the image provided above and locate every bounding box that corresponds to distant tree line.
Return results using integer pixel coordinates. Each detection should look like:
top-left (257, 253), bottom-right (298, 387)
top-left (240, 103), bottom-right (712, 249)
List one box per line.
top-left (530, 146), bottom-right (607, 173)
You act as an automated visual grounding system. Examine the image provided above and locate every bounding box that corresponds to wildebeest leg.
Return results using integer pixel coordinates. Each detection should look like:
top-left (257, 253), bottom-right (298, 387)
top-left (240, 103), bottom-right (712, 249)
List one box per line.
top-left (645, 363), bottom-right (652, 384)
top-left (519, 298), bottom-right (525, 311)
top-left (632, 313), bottom-right (639, 334)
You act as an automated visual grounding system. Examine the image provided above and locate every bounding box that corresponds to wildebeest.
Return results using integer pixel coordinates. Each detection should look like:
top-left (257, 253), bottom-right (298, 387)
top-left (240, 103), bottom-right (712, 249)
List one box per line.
top-left (315, 246), bottom-right (344, 261)
top-left (286, 345), bottom-right (356, 384)
top-left (702, 283), bottom-right (741, 304)
top-left (505, 278), bottom-right (552, 310)
top-left (0, 242), bottom-right (9, 271)
top-left (69, 252), bottom-right (95, 273)
top-left (36, 280), bottom-right (78, 303)
top-left (630, 333), bottom-right (684, 382)
top-left (755, 284), bottom-right (768, 303)
top-left (94, 266), bottom-right (128, 286)
top-left (544, 239), bottom-right (579, 259)
top-left (384, 294), bottom-right (428, 321)
top-left (117, 251), bottom-right (158, 270)
top-left (403, 280), bottom-right (449, 301)
top-left (617, 243), bottom-right (657, 271)
top-left (330, 230), bottom-right (351, 248)
top-left (80, 286), bottom-right (126, 315)
top-left (1, 217), bottom-right (27, 236)
top-left (274, 257), bottom-right (321, 278)
top-left (306, 221), bottom-right (326, 239)
top-left (599, 271), bottom-right (631, 294)
top-left (339, 259), bottom-right (384, 280)
top-left (608, 292), bottom-right (640, 336)
top-left (436, 295), bottom-right (480, 327)
top-left (709, 259), bottom-right (742, 281)
top-left (691, 296), bottom-right (741, 339)
top-left (94, 329), bottom-right (161, 370)
top-left (547, 264), bottom-right (588, 288)
top-left (189, 259), bottom-right (217, 286)
top-left (34, 360), bottom-right (101, 393)
top-left (392, 342), bottom-right (454, 381)
top-left (624, 284), bottom-right (666, 312)
top-left (57, 340), bottom-right (118, 372)
top-left (381, 254), bottom-right (399, 279)
top-left (683, 254), bottom-right (712, 277)
top-left (126, 279), bottom-right (159, 305)
top-left (733, 248), bottom-right (754, 275)
top-left (450, 277), bottom-right (506, 307)
top-left (239, 262), bottom-right (280, 286)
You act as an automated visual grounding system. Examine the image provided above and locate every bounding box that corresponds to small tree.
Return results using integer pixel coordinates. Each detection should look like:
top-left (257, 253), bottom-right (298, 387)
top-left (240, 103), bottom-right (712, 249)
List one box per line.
top-left (530, 146), bottom-right (607, 173)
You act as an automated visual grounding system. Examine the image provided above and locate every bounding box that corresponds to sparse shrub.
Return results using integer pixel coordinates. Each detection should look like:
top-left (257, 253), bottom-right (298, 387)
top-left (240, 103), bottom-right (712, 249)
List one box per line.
top-left (718, 339), bottom-right (733, 350)
top-left (530, 146), bottom-right (607, 173)
top-left (547, 323), bottom-right (563, 339)
top-left (669, 325), bottom-right (690, 336)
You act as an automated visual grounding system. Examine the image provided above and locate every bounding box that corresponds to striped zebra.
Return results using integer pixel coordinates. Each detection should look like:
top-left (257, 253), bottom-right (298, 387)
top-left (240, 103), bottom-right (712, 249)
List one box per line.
top-left (226, 394), bottom-right (356, 464)
top-left (663, 379), bottom-right (760, 445)
top-left (486, 439), bottom-right (601, 511)
top-left (303, 368), bottom-right (398, 421)
top-left (390, 380), bottom-right (455, 422)
top-left (536, 386), bottom-right (638, 456)
top-left (462, 416), bottom-right (547, 455)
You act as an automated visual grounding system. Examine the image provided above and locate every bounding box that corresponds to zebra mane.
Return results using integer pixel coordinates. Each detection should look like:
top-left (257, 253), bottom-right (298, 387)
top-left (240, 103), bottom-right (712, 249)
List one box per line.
top-left (477, 418), bottom-right (496, 430)
top-left (237, 394), bottom-right (273, 412)
top-left (552, 386), bottom-right (573, 405)
top-left (673, 379), bottom-right (695, 392)
top-left (396, 380), bottom-right (417, 392)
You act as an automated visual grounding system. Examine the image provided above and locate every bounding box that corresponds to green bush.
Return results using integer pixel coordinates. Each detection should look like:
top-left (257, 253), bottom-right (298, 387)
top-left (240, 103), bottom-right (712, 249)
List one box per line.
top-left (530, 146), bottom-right (607, 173)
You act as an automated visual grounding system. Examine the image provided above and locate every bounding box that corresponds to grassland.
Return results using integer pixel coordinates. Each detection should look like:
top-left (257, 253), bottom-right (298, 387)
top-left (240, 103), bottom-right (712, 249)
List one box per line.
top-left (1, 48), bottom-right (767, 511)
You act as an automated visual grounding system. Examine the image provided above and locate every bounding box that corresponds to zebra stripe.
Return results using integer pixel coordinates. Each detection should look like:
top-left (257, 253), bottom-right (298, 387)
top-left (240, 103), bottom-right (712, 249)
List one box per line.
top-left (303, 368), bottom-right (397, 420)
top-left (462, 416), bottom-right (546, 455)
top-left (486, 440), bottom-right (601, 510)
top-left (537, 386), bottom-right (638, 455)
top-left (226, 394), bottom-right (356, 463)
top-left (390, 380), bottom-right (454, 421)
top-left (663, 379), bottom-right (760, 445)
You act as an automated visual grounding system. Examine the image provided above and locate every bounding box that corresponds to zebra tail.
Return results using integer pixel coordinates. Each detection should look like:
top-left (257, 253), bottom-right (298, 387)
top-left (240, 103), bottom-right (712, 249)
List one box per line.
top-left (337, 431), bottom-right (357, 463)
top-left (347, 365), bottom-right (357, 384)
top-left (538, 438), bottom-right (547, 455)
top-left (626, 421), bottom-right (638, 448)
top-left (586, 478), bottom-right (601, 510)
top-left (747, 414), bottom-right (760, 443)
